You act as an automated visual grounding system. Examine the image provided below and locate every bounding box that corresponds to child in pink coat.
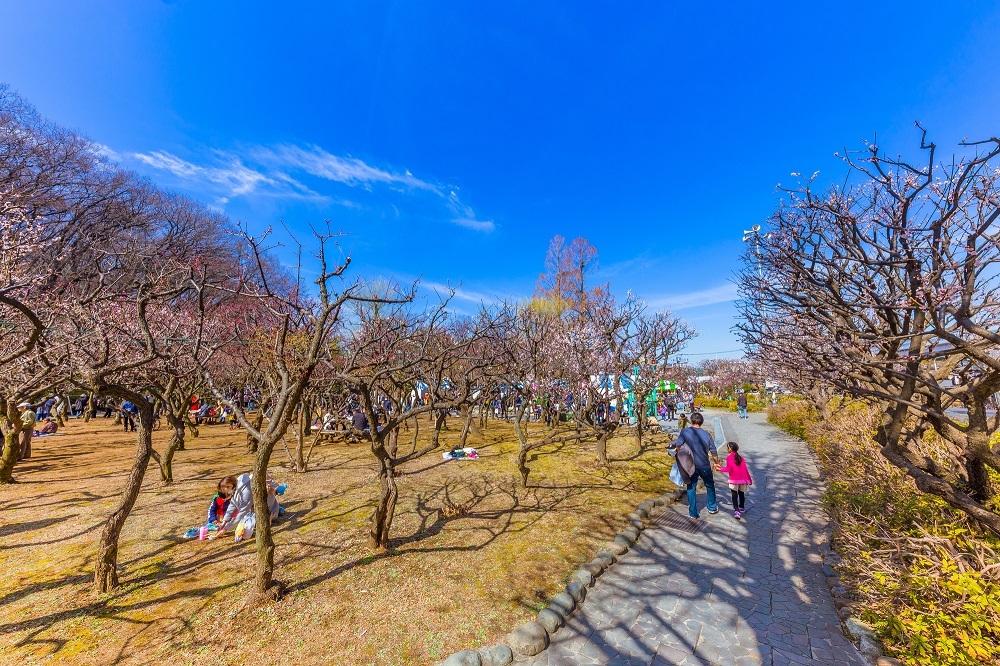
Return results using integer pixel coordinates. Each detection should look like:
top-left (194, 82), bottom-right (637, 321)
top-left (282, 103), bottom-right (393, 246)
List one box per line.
top-left (716, 442), bottom-right (753, 519)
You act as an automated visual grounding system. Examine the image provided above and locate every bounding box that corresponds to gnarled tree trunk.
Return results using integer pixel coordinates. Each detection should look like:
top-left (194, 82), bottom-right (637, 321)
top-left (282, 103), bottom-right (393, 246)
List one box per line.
top-left (0, 418), bottom-right (21, 483)
top-left (94, 409), bottom-right (154, 594)
top-left (370, 453), bottom-right (398, 549)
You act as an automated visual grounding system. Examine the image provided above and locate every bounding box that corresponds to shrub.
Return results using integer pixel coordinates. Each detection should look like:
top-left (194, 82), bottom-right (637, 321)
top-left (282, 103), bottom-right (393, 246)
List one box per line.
top-left (768, 402), bottom-right (1000, 666)
top-left (697, 395), bottom-right (768, 413)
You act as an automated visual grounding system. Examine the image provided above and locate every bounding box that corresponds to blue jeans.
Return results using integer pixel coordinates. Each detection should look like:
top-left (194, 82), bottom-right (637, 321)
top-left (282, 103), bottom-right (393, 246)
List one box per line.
top-left (687, 467), bottom-right (718, 518)
top-left (738, 405), bottom-right (747, 418)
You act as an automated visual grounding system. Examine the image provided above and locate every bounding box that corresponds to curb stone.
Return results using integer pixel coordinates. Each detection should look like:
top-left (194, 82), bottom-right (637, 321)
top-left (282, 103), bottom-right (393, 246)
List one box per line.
top-left (436, 487), bottom-right (685, 665)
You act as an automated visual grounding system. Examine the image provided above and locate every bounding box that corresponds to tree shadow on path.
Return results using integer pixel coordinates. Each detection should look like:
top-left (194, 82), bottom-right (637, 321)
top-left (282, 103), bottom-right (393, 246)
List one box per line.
top-left (520, 413), bottom-right (865, 666)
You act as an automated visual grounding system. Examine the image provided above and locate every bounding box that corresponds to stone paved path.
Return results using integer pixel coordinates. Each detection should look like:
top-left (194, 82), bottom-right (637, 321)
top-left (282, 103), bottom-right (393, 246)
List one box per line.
top-left (521, 411), bottom-right (865, 666)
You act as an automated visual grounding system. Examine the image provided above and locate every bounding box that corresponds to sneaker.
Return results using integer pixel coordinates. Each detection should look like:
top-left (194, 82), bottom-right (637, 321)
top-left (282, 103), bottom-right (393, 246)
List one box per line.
top-left (707, 508), bottom-right (719, 514)
top-left (734, 510), bottom-right (742, 519)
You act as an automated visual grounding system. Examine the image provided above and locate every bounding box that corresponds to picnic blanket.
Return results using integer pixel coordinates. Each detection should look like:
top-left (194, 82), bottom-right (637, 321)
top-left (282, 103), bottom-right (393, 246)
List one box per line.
top-left (443, 447), bottom-right (479, 461)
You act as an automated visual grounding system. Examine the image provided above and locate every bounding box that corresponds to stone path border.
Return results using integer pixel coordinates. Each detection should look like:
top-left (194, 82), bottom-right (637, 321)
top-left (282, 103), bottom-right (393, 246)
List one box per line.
top-left (439, 485), bottom-right (686, 666)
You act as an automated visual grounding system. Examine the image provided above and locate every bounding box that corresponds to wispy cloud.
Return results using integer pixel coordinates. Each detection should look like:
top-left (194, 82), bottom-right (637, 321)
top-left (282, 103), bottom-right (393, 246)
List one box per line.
top-left (100, 141), bottom-right (494, 232)
top-left (645, 283), bottom-right (738, 310)
top-left (420, 280), bottom-right (495, 304)
top-left (445, 191), bottom-right (495, 233)
top-left (597, 254), bottom-right (657, 280)
top-left (253, 144), bottom-right (437, 191)
top-left (97, 144), bottom-right (323, 205)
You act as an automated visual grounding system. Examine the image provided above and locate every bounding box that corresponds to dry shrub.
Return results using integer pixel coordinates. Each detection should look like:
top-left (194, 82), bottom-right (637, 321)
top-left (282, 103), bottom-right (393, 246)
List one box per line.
top-left (769, 401), bottom-right (1000, 666)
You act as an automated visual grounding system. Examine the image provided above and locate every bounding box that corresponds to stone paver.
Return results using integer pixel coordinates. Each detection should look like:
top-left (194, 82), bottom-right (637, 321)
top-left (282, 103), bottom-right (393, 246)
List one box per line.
top-left (521, 411), bottom-right (864, 666)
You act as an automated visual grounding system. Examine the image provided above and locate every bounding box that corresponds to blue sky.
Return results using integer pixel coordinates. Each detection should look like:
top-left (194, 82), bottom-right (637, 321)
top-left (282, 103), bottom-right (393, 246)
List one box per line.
top-left (4, 1), bottom-right (1000, 359)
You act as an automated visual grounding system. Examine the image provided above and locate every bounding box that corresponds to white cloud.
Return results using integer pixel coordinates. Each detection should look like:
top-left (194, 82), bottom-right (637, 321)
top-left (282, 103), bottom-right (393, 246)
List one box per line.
top-left (451, 216), bottom-right (496, 232)
top-left (445, 194), bottom-right (495, 233)
top-left (645, 283), bottom-right (739, 310)
top-left (103, 141), bottom-right (493, 232)
top-left (254, 144), bottom-right (439, 193)
top-left (420, 280), bottom-right (494, 304)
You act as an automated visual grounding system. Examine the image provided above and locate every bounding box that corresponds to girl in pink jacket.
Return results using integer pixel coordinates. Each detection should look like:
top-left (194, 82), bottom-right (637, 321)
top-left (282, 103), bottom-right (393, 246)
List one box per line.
top-left (716, 442), bottom-right (753, 519)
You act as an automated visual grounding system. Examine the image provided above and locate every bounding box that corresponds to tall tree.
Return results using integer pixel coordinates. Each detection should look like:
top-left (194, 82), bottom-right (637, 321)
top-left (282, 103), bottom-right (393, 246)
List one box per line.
top-left (737, 128), bottom-right (1000, 534)
top-left (535, 235), bottom-right (605, 314)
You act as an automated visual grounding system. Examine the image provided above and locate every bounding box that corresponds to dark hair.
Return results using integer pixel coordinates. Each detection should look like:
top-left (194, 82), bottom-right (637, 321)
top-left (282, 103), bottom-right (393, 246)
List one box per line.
top-left (691, 412), bottom-right (704, 426)
top-left (218, 475), bottom-right (238, 494)
top-left (728, 442), bottom-right (742, 466)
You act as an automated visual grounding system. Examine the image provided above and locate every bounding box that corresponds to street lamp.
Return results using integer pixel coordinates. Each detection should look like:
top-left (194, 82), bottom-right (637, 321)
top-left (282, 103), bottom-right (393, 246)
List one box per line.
top-left (742, 224), bottom-right (770, 285)
top-left (743, 224), bottom-right (772, 393)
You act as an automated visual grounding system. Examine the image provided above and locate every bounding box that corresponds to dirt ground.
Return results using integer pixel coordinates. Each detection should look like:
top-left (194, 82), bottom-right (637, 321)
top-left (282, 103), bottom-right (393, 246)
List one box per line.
top-left (0, 414), bottom-right (677, 666)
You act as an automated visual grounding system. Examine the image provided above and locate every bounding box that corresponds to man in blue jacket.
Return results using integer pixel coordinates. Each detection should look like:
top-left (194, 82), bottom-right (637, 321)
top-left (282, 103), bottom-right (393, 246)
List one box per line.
top-left (677, 412), bottom-right (720, 518)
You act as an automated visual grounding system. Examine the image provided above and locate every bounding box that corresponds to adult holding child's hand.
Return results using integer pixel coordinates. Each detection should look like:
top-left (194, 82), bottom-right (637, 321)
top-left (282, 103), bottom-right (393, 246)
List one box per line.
top-left (677, 412), bottom-right (720, 519)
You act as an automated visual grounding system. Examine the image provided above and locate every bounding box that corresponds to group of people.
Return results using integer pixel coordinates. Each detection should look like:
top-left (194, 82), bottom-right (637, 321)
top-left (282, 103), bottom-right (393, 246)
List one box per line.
top-left (2, 403), bottom-right (61, 462)
top-left (669, 412), bottom-right (754, 520)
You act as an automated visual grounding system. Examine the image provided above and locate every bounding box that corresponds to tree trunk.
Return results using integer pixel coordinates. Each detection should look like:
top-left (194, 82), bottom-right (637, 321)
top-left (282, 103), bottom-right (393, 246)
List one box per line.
top-left (83, 393), bottom-right (95, 423)
top-left (370, 454), bottom-right (398, 549)
top-left (459, 404), bottom-right (473, 448)
top-left (293, 401), bottom-right (310, 473)
top-left (408, 417), bottom-right (419, 454)
top-left (186, 415), bottom-right (199, 439)
top-left (964, 406), bottom-right (997, 505)
top-left (596, 430), bottom-right (610, 465)
top-left (247, 410), bottom-right (264, 454)
top-left (158, 422), bottom-right (185, 483)
top-left (0, 424), bottom-right (21, 483)
top-left (967, 456), bottom-right (996, 505)
top-left (54, 395), bottom-right (67, 427)
top-left (94, 419), bottom-right (154, 594)
top-left (387, 427), bottom-right (399, 459)
top-left (511, 404), bottom-right (531, 487)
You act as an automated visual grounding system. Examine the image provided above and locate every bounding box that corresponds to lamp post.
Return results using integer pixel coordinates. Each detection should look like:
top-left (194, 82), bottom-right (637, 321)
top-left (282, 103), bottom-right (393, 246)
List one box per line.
top-left (743, 224), bottom-right (772, 395)
top-left (742, 224), bottom-right (770, 286)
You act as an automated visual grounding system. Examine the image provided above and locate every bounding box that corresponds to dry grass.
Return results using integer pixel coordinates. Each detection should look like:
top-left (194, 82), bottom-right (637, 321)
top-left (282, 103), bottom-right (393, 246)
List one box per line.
top-left (0, 415), bottom-right (677, 666)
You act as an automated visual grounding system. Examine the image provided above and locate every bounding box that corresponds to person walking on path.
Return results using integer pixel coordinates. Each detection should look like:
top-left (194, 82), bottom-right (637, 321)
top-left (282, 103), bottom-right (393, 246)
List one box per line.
top-left (676, 412), bottom-right (719, 518)
top-left (736, 391), bottom-right (748, 419)
top-left (716, 441), bottom-right (753, 518)
top-left (17, 402), bottom-right (36, 460)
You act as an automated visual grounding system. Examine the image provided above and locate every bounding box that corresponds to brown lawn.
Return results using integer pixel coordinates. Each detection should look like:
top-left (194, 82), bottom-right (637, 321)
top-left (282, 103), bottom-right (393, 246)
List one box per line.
top-left (0, 415), bottom-right (677, 666)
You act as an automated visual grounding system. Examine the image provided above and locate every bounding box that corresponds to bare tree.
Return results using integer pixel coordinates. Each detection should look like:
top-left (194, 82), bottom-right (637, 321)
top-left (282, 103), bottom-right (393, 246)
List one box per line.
top-left (334, 294), bottom-right (497, 547)
top-left (737, 128), bottom-right (1000, 533)
top-left (193, 228), bottom-right (405, 600)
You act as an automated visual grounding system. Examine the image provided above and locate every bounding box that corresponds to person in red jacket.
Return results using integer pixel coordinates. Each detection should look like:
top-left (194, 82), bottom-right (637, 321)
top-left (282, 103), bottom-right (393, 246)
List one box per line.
top-left (208, 476), bottom-right (238, 525)
top-left (716, 442), bottom-right (753, 519)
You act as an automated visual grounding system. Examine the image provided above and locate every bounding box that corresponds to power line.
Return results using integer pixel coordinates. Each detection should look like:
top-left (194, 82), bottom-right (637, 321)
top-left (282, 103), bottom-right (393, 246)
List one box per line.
top-left (676, 349), bottom-right (743, 357)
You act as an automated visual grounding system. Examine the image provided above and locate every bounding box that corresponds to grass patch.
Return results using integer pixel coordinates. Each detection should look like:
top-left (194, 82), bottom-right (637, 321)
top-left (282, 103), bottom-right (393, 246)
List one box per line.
top-left (0, 416), bottom-right (676, 665)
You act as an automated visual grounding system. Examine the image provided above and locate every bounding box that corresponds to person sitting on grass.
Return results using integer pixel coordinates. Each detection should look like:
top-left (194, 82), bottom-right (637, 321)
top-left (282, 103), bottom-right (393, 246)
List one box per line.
top-left (208, 475), bottom-right (238, 525)
top-left (347, 408), bottom-right (369, 442)
top-left (34, 417), bottom-right (58, 435)
top-left (195, 402), bottom-right (214, 425)
top-left (216, 472), bottom-right (281, 543)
